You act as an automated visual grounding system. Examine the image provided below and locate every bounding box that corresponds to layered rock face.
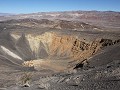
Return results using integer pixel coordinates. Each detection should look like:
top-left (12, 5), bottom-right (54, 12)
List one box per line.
top-left (0, 31), bottom-right (119, 71)
top-left (11, 32), bottom-right (103, 60)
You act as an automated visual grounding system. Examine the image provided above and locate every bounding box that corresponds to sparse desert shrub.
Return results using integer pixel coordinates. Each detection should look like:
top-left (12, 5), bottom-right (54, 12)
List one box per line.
top-left (16, 72), bottom-right (32, 87)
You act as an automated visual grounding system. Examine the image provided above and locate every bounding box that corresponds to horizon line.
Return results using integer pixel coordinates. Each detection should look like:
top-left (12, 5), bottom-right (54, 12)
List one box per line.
top-left (0, 10), bottom-right (120, 15)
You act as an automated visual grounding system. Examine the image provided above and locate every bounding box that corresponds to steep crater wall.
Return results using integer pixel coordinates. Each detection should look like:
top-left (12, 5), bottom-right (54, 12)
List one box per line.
top-left (0, 31), bottom-right (120, 71)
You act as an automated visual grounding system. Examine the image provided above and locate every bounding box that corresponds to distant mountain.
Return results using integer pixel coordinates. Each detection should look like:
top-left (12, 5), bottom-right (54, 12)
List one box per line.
top-left (0, 13), bottom-right (13, 16)
top-left (0, 18), bottom-right (99, 30)
top-left (0, 11), bottom-right (120, 30)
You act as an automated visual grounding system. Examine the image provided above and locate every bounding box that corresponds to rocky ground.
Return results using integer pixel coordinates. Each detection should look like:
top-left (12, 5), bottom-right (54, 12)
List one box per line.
top-left (0, 11), bottom-right (120, 90)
